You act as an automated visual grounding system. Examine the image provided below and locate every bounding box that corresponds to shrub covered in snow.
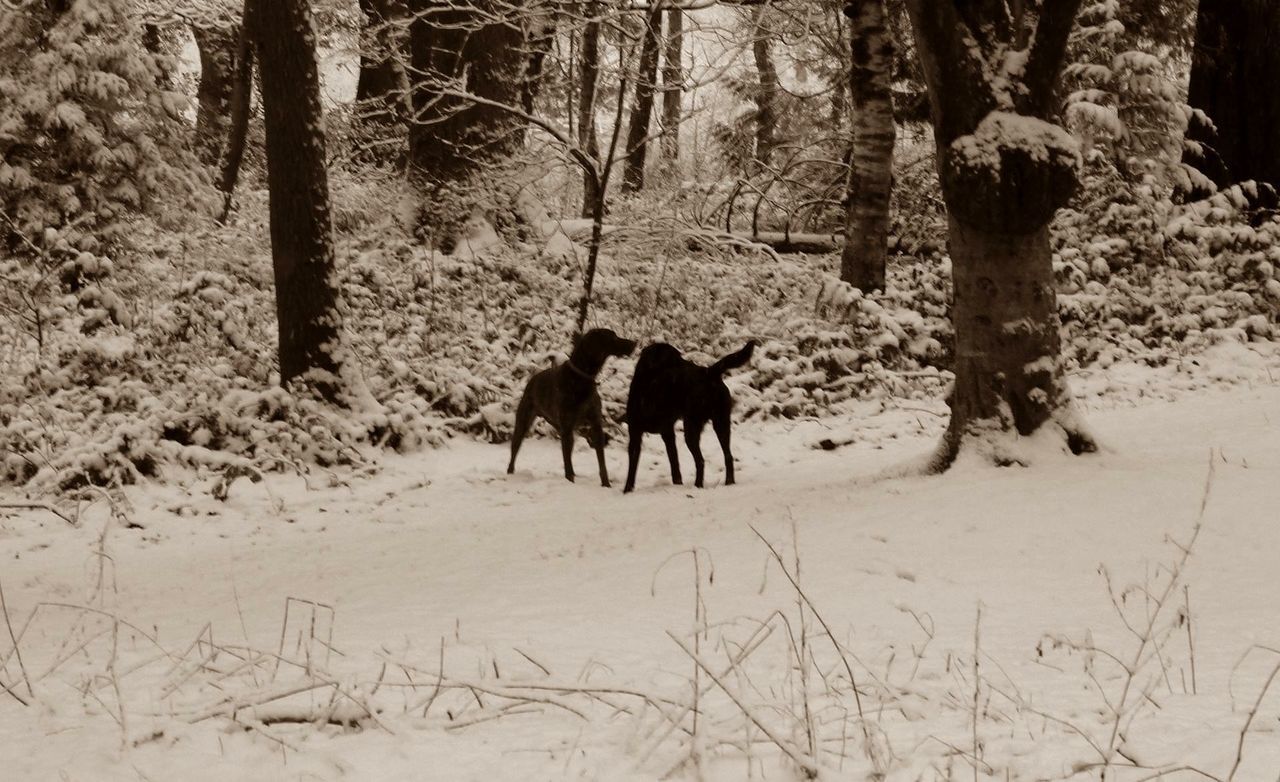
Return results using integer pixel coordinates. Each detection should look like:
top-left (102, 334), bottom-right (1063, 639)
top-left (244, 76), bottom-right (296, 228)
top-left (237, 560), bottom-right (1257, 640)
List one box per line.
top-left (1053, 155), bottom-right (1280, 369)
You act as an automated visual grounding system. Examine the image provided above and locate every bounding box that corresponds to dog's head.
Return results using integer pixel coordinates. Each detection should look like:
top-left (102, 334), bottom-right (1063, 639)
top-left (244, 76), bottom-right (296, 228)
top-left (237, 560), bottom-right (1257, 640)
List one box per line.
top-left (576, 328), bottom-right (638, 359)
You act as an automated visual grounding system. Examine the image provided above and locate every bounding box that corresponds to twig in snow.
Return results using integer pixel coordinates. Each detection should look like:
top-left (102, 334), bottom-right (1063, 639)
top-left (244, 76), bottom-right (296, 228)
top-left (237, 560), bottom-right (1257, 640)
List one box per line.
top-left (0, 578), bottom-right (34, 701)
top-left (0, 502), bottom-right (77, 526)
top-left (1183, 585), bottom-right (1197, 695)
top-left (667, 630), bottom-right (819, 779)
top-left (972, 603), bottom-right (982, 782)
top-left (514, 647), bottom-right (551, 677)
top-left (1227, 655), bottom-right (1280, 782)
top-left (748, 525), bottom-right (871, 736)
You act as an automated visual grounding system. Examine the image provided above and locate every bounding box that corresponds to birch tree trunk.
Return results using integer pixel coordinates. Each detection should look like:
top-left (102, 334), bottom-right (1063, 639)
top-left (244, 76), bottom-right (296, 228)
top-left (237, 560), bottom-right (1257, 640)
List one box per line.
top-left (659, 8), bottom-right (683, 165)
top-left (840, 0), bottom-right (895, 292)
top-left (750, 6), bottom-right (779, 168)
top-left (251, 0), bottom-right (353, 403)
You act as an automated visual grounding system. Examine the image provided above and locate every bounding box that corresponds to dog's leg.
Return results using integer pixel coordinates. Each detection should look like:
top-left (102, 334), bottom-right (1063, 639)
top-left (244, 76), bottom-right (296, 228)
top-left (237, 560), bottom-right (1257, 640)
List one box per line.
top-left (713, 412), bottom-right (735, 486)
top-left (624, 426), bottom-right (643, 493)
top-left (661, 426), bottom-right (682, 485)
top-left (589, 411), bottom-right (610, 488)
top-left (560, 427), bottom-right (581, 483)
top-left (684, 420), bottom-right (706, 488)
top-left (507, 390), bottom-right (536, 474)
top-left (558, 424), bottom-right (577, 482)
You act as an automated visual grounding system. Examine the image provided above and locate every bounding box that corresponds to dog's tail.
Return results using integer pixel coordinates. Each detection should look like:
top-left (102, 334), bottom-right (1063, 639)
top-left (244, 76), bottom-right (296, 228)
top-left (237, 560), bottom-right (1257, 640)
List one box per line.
top-left (709, 340), bottom-right (757, 375)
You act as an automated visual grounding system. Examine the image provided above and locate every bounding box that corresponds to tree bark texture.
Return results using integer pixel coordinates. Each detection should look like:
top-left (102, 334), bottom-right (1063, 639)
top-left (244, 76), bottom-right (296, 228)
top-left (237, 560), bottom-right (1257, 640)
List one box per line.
top-left (621, 2), bottom-right (664, 194)
top-left (406, 0), bottom-right (530, 187)
top-left (943, 220), bottom-right (1086, 460)
top-left (659, 8), bottom-right (683, 164)
top-left (840, 0), bottom-right (895, 292)
top-left (750, 6), bottom-right (779, 168)
top-left (192, 22), bottom-right (240, 165)
top-left (251, 0), bottom-right (350, 402)
top-left (521, 9), bottom-right (557, 117)
top-left (355, 0), bottom-right (408, 123)
top-left (905, 0), bottom-right (1092, 467)
top-left (217, 11), bottom-right (253, 222)
top-left (1184, 0), bottom-right (1280, 192)
top-left (578, 2), bottom-right (603, 217)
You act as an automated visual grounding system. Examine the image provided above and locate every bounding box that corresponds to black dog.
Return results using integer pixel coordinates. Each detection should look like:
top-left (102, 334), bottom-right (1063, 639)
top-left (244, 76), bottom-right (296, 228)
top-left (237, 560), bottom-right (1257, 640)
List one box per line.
top-left (508, 328), bottom-right (637, 486)
top-left (623, 340), bottom-right (756, 493)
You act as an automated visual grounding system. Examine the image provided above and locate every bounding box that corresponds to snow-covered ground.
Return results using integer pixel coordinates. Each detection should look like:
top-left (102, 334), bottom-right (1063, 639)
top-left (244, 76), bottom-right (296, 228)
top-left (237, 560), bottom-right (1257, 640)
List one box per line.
top-left (2, 379), bottom-right (1279, 780)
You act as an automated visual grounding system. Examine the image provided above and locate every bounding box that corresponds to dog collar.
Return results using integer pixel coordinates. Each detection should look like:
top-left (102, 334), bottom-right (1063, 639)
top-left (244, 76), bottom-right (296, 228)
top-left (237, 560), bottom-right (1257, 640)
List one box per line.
top-left (564, 360), bottom-right (593, 379)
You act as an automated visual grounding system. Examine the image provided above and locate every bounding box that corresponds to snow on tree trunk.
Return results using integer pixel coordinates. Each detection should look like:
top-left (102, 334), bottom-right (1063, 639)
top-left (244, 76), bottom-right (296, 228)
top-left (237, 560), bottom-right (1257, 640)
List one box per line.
top-left (355, 0), bottom-right (408, 124)
top-left (578, 3), bottom-right (603, 217)
top-left (906, 0), bottom-right (1095, 469)
top-left (750, 6), bottom-right (779, 168)
top-left (659, 8), bottom-right (683, 166)
top-left (1184, 0), bottom-right (1280, 194)
top-left (840, 0), bottom-right (895, 293)
top-left (251, 0), bottom-right (354, 404)
top-left (192, 23), bottom-right (239, 165)
top-left (621, 2), bottom-right (664, 194)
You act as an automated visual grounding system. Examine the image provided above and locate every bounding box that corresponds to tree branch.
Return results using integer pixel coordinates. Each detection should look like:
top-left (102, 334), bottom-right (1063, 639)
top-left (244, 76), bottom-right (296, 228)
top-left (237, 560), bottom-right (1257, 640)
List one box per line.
top-left (904, 0), bottom-right (995, 144)
top-left (1020, 0), bottom-right (1085, 117)
top-left (430, 87), bottom-right (602, 187)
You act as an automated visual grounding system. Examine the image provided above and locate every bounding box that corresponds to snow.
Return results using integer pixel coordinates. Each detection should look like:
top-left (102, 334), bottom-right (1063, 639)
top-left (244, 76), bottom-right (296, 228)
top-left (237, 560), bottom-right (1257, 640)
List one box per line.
top-left (2, 381), bottom-right (1279, 780)
top-left (950, 111), bottom-right (1082, 174)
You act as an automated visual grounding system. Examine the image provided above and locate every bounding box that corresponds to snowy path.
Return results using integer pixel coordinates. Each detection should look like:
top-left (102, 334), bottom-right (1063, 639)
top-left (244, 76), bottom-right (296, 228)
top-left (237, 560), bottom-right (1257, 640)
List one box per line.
top-left (2, 384), bottom-right (1279, 780)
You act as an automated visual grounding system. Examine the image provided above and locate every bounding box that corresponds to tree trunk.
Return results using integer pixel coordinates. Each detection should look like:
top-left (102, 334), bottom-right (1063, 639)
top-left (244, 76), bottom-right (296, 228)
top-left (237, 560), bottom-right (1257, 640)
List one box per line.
top-left (521, 10), bottom-right (556, 118)
top-left (578, 2), bottom-right (603, 217)
top-left (355, 0), bottom-right (408, 123)
top-left (251, 0), bottom-right (352, 403)
top-left (840, 0), bottom-right (896, 292)
top-left (942, 219), bottom-right (1088, 462)
top-left (192, 23), bottom-right (240, 165)
top-left (406, 0), bottom-right (528, 187)
top-left (217, 11), bottom-right (254, 223)
top-left (1184, 0), bottom-right (1280, 193)
top-left (659, 8), bottom-right (683, 165)
top-left (750, 7), bottom-right (779, 168)
top-left (621, 2), bottom-right (664, 194)
top-left (905, 0), bottom-right (1094, 468)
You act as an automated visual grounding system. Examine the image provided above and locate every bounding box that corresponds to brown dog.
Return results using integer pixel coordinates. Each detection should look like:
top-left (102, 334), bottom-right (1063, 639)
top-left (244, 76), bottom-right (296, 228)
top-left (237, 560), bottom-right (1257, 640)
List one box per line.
top-left (623, 340), bottom-right (756, 493)
top-left (507, 328), bottom-right (637, 486)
